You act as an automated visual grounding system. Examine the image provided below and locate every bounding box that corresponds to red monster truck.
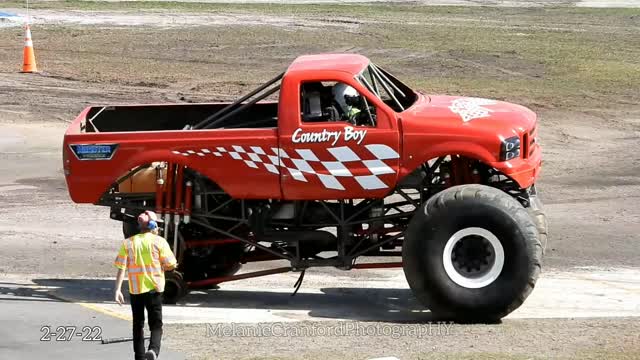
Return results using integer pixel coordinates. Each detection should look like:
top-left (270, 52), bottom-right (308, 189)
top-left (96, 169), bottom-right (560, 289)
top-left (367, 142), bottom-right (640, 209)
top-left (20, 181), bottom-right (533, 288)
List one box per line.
top-left (63, 54), bottom-right (547, 322)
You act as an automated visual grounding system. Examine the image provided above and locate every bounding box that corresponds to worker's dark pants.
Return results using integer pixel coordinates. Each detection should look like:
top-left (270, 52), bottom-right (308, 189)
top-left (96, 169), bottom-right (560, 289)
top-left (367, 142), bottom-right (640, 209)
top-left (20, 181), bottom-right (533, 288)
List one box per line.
top-left (130, 291), bottom-right (163, 360)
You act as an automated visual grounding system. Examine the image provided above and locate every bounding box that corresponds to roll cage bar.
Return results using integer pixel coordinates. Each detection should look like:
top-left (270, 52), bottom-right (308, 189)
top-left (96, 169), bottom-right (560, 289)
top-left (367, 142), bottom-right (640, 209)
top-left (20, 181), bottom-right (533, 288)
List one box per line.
top-left (191, 72), bottom-right (284, 130)
top-left (356, 64), bottom-right (416, 113)
top-left (191, 62), bottom-right (416, 130)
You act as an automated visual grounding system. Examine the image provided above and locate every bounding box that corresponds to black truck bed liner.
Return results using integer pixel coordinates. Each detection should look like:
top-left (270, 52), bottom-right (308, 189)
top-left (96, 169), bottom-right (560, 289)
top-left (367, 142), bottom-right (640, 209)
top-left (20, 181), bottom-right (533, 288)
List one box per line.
top-left (85, 102), bottom-right (278, 133)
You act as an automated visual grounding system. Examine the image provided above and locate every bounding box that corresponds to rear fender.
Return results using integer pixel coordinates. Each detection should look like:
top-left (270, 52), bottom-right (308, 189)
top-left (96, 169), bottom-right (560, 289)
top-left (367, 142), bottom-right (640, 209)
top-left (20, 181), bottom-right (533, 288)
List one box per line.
top-left (68, 150), bottom-right (228, 204)
top-left (112, 150), bottom-right (228, 191)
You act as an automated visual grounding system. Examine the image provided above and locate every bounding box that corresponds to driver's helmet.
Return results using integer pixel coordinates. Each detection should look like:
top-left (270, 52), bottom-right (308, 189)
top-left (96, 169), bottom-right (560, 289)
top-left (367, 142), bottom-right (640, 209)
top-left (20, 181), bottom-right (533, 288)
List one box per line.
top-left (332, 83), bottom-right (361, 113)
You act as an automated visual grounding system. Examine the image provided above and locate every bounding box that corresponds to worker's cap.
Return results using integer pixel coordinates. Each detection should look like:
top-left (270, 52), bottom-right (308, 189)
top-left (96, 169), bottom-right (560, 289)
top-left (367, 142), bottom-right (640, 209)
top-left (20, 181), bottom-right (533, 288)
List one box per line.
top-left (138, 210), bottom-right (158, 230)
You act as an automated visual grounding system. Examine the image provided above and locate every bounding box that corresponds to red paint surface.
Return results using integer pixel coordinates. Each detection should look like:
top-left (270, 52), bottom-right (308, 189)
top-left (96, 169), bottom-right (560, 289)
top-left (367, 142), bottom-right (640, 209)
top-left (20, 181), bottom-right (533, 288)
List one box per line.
top-left (64, 54), bottom-right (541, 203)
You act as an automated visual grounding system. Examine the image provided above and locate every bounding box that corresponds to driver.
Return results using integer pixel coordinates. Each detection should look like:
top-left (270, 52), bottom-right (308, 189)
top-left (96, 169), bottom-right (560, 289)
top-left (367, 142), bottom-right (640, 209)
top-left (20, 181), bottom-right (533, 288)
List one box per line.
top-left (332, 83), bottom-right (362, 123)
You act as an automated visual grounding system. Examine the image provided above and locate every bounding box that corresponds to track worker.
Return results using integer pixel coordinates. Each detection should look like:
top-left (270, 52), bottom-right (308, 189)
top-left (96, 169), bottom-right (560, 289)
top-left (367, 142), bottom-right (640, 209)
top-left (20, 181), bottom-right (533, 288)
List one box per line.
top-left (114, 210), bottom-right (178, 360)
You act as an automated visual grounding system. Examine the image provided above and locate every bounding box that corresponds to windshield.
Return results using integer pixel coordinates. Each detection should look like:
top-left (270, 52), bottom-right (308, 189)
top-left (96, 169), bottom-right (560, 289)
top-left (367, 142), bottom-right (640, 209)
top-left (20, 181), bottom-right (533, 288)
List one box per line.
top-left (356, 64), bottom-right (417, 112)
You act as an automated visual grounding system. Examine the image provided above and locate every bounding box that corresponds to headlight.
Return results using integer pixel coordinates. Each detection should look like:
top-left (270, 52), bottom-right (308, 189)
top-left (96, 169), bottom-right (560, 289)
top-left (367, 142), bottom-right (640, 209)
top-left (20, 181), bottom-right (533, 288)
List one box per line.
top-left (500, 136), bottom-right (521, 161)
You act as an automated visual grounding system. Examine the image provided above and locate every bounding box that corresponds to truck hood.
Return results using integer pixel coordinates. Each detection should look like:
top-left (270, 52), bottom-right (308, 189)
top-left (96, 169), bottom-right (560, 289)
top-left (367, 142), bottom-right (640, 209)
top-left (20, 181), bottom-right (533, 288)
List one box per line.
top-left (398, 94), bottom-right (541, 190)
top-left (401, 94), bottom-right (537, 139)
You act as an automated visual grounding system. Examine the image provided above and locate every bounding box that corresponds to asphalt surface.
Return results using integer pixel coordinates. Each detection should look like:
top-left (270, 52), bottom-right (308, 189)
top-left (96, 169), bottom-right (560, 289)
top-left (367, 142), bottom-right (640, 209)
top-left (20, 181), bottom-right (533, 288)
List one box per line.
top-left (8, 268), bottom-right (638, 325)
top-left (0, 281), bottom-right (184, 359)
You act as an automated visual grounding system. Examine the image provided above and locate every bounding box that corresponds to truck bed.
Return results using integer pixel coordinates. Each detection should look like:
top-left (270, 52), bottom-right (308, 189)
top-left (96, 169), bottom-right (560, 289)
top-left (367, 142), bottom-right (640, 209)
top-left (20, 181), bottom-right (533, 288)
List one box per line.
top-left (84, 102), bottom-right (279, 132)
top-left (64, 102), bottom-right (282, 204)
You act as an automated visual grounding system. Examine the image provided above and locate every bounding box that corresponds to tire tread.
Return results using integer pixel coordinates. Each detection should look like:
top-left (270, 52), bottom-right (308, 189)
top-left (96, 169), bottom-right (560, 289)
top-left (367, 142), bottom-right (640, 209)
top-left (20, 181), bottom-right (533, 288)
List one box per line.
top-left (403, 184), bottom-right (544, 322)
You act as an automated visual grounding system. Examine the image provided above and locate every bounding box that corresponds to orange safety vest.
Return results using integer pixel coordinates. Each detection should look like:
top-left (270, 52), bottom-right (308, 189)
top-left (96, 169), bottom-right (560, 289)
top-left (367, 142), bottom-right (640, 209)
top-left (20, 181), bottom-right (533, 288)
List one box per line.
top-left (114, 232), bottom-right (177, 294)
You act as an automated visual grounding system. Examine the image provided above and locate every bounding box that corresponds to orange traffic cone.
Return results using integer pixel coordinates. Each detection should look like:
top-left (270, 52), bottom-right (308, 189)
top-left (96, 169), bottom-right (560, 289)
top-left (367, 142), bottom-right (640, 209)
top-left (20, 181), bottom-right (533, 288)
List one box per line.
top-left (21, 25), bottom-right (38, 73)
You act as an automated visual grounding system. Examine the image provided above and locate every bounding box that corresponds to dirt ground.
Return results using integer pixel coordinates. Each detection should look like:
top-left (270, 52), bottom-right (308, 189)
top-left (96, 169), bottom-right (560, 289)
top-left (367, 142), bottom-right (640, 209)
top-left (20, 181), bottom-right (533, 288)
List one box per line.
top-left (166, 318), bottom-right (640, 360)
top-left (0, 3), bottom-right (639, 359)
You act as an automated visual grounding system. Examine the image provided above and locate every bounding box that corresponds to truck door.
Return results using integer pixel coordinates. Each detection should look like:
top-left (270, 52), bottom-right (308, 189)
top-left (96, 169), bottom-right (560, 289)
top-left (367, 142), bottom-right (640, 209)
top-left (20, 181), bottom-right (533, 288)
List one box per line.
top-left (278, 79), bottom-right (401, 200)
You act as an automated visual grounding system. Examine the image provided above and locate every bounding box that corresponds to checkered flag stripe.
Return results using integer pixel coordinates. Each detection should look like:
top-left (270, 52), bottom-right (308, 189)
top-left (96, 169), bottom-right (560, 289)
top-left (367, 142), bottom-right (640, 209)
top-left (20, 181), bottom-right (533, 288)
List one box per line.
top-left (172, 144), bottom-right (399, 191)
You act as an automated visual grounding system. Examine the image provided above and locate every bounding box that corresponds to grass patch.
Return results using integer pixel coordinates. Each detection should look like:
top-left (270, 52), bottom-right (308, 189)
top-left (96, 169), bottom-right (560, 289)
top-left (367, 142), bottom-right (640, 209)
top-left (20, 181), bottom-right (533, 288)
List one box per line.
top-left (4, 1), bottom-right (640, 17)
top-left (0, 3), bottom-right (638, 109)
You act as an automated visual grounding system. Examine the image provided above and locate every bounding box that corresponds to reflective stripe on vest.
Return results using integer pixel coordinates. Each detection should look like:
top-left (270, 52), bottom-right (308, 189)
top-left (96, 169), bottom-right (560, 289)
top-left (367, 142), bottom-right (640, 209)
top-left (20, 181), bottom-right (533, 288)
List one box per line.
top-left (127, 265), bottom-right (163, 274)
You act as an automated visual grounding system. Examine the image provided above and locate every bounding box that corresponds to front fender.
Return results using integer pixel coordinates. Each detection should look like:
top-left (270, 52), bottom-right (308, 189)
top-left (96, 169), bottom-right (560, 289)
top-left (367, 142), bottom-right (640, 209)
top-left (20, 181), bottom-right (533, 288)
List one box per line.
top-left (399, 140), bottom-right (541, 189)
top-left (400, 141), bottom-right (497, 179)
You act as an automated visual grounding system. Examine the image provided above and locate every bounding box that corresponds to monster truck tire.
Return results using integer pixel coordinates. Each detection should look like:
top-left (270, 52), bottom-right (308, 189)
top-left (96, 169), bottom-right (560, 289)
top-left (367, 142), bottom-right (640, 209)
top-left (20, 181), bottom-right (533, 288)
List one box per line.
top-left (528, 208), bottom-right (548, 254)
top-left (211, 262), bottom-right (242, 278)
top-left (181, 242), bottom-right (245, 282)
top-left (123, 220), bottom-right (138, 239)
top-left (163, 270), bottom-right (188, 304)
top-left (183, 262), bottom-right (242, 286)
top-left (402, 184), bottom-right (543, 323)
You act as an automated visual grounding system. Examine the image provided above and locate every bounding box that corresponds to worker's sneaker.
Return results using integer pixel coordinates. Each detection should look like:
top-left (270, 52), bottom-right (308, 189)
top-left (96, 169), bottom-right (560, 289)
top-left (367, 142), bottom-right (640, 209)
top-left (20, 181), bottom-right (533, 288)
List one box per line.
top-left (144, 350), bottom-right (157, 360)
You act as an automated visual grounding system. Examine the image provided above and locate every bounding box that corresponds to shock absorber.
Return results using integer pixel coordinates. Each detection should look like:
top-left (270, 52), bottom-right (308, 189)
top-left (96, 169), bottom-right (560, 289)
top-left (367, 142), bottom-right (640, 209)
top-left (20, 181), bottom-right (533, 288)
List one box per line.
top-left (155, 164), bottom-right (165, 216)
top-left (173, 165), bottom-right (184, 254)
top-left (164, 163), bottom-right (175, 237)
top-left (174, 165), bottom-right (184, 216)
top-left (440, 162), bottom-right (452, 188)
top-left (184, 181), bottom-right (193, 224)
